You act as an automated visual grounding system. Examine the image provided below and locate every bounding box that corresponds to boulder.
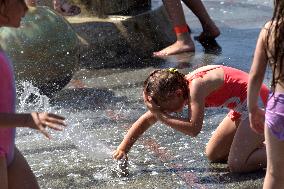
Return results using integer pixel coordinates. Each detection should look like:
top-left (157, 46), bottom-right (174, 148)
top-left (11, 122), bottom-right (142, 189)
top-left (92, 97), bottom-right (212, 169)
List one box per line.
top-left (0, 7), bottom-right (80, 96)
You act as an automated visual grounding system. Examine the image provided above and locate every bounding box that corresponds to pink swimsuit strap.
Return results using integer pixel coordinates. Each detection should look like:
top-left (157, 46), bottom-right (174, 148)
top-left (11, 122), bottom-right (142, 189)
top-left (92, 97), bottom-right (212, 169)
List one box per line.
top-left (188, 66), bottom-right (222, 82)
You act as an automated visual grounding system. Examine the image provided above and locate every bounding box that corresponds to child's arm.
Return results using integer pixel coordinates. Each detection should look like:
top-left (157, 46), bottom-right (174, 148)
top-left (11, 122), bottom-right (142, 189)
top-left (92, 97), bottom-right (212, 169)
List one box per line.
top-left (155, 95), bottom-right (205, 137)
top-left (248, 26), bottom-right (268, 134)
top-left (113, 111), bottom-right (157, 160)
top-left (0, 112), bottom-right (66, 139)
top-left (153, 82), bottom-right (206, 137)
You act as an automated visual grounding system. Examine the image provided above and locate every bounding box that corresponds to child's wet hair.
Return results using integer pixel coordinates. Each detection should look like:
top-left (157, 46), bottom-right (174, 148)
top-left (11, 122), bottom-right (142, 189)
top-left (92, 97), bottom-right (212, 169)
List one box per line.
top-left (143, 68), bottom-right (188, 105)
top-left (266, 0), bottom-right (284, 89)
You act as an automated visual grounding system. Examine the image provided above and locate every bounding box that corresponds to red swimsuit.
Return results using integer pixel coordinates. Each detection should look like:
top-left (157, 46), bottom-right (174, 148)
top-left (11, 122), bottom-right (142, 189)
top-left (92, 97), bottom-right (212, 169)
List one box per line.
top-left (188, 65), bottom-right (269, 121)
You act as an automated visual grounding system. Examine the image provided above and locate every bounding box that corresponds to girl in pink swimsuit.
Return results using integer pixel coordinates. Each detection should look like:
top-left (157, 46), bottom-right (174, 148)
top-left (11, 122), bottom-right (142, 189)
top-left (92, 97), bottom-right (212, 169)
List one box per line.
top-left (0, 52), bottom-right (16, 167)
top-left (0, 1), bottom-right (67, 188)
top-left (113, 65), bottom-right (269, 173)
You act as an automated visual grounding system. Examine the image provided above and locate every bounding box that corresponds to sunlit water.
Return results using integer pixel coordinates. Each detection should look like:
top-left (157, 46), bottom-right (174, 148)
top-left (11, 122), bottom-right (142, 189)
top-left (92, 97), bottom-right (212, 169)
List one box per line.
top-left (14, 78), bottom-right (228, 188)
top-left (15, 78), bottom-right (268, 188)
top-left (12, 0), bottom-right (274, 188)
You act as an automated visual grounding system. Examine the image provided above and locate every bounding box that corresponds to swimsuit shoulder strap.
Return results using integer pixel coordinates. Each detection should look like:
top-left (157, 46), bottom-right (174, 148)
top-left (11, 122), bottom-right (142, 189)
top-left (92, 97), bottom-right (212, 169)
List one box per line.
top-left (188, 66), bottom-right (222, 82)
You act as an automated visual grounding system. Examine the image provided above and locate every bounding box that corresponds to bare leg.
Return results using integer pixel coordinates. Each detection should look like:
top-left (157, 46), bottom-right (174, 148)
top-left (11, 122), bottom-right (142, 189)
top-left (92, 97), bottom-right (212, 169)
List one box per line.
top-left (153, 0), bottom-right (195, 57)
top-left (0, 156), bottom-right (8, 189)
top-left (8, 147), bottom-right (39, 189)
top-left (163, 0), bottom-right (187, 26)
top-left (25, 0), bottom-right (37, 6)
top-left (182, 0), bottom-right (220, 40)
top-left (263, 125), bottom-right (284, 189)
top-left (205, 116), bottom-right (238, 162)
top-left (228, 117), bottom-right (266, 173)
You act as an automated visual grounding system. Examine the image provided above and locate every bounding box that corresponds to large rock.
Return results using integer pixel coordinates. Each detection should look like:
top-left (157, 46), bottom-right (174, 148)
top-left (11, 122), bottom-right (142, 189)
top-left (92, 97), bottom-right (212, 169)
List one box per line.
top-left (67, 5), bottom-right (175, 69)
top-left (72, 0), bottom-right (151, 16)
top-left (0, 7), bottom-right (80, 95)
top-left (38, 0), bottom-right (151, 16)
top-left (35, 1), bottom-right (175, 70)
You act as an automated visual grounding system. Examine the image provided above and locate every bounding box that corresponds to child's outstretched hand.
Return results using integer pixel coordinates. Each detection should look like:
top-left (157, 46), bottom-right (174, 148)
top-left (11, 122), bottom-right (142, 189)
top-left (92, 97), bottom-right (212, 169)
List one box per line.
top-left (29, 112), bottom-right (66, 139)
top-left (113, 148), bottom-right (127, 160)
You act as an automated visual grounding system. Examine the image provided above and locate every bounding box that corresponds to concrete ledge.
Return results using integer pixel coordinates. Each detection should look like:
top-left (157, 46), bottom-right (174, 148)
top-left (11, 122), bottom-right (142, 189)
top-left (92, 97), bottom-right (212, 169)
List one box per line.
top-left (67, 5), bottom-right (175, 69)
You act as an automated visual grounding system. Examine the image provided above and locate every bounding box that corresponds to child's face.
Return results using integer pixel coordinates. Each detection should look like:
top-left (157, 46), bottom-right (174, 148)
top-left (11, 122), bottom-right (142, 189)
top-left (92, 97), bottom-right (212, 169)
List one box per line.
top-left (159, 95), bottom-right (187, 113)
top-left (143, 90), bottom-right (188, 113)
top-left (0, 0), bottom-right (28, 27)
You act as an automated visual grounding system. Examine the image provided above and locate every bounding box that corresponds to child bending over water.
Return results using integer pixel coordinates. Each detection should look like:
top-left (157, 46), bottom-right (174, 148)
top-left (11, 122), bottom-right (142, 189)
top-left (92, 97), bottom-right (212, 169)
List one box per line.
top-left (0, 0), bottom-right (66, 188)
top-left (113, 65), bottom-right (269, 173)
top-left (248, 0), bottom-right (284, 187)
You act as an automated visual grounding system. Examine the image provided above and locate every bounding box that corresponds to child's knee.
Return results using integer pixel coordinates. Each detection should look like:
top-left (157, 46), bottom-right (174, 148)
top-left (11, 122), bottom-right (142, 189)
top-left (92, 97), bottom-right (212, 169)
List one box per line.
top-left (205, 148), bottom-right (224, 162)
top-left (205, 148), bottom-right (215, 161)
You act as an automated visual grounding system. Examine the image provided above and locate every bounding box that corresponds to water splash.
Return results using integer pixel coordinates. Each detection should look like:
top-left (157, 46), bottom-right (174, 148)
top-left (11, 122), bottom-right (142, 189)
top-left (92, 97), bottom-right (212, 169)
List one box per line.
top-left (17, 81), bottom-right (51, 112)
top-left (16, 81), bottom-right (114, 161)
top-left (72, 123), bottom-right (113, 160)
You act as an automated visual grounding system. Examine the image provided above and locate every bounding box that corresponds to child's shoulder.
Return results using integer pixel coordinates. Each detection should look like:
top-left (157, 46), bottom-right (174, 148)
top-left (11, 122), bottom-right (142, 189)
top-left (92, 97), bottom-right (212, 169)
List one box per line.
top-left (263, 21), bottom-right (273, 30)
top-left (261, 20), bottom-right (281, 33)
top-left (258, 21), bottom-right (273, 40)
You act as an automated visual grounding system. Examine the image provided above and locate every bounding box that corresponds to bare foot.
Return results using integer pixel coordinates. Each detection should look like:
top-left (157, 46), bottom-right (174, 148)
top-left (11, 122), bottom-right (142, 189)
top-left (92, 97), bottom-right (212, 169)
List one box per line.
top-left (153, 38), bottom-right (195, 57)
top-left (53, 0), bottom-right (81, 16)
top-left (195, 23), bottom-right (220, 42)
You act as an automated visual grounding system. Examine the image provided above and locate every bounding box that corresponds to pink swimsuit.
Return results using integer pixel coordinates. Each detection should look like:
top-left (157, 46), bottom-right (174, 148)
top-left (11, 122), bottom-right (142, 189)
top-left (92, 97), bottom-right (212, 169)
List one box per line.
top-left (0, 51), bottom-right (16, 165)
top-left (188, 65), bottom-right (269, 121)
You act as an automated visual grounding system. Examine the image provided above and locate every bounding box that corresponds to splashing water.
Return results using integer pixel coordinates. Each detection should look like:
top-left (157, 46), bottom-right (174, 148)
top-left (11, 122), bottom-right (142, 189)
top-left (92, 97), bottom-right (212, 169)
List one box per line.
top-left (72, 123), bottom-right (114, 160)
top-left (16, 81), bottom-right (114, 161)
top-left (17, 81), bottom-right (51, 112)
